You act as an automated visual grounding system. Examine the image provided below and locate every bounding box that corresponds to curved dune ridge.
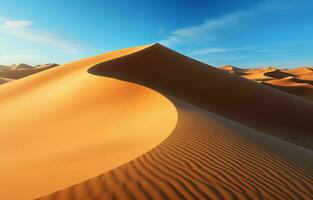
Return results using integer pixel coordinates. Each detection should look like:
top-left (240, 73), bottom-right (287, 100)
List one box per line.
top-left (0, 45), bottom-right (177, 200)
top-left (1, 43), bottom-right (313, 200)
top-left (87, 44), bottom-right (313, 148)
top-left (37, 44), bottom-right (313, 200)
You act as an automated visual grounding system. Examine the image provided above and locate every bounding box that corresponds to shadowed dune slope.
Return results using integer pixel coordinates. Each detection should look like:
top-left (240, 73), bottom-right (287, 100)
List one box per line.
top-left (39, 99), bottom-right (313, 200)
top-left (262, 77), bottom-right (313, 101)
top-left (0, 45), bottom-right (177, 200)
top-left (88, 43), bottom-right (313, 148)
top-left (263, 69), bottom-right (295, 79)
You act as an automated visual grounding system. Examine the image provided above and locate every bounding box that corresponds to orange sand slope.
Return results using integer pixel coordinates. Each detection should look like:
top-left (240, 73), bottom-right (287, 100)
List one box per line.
top-left (221, 65), bottom-right (313, 101)
top-left (1, 44), bottom-right (313, 200)
top-left (0, 45), bottom-right (177, 200)
top-left (39, 99), bottom-right (313, 200)
top-left (38, 44), bottom-right (313, 200)
top-left (0, 63), bottom-right (58, 84)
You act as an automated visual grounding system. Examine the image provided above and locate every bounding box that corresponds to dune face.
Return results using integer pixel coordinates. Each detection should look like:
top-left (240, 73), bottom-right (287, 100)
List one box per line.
top-left (88, 44), bottom-right (313, 149)
top-left (10, 63), bottom-right (33, 70)
top-left (221, 66), bottom-right (313, 101)
top-left (1, 44), bottom-right (313, 200)
top-left (220, 65), bottom-right (247, 76)
top-left (38, 99), bottom-right (313, 200)
top-left (37, 44), bottom-right (313, 200)
top-left (0, 45), bottom-right (177, 200)
top-left (282, 67), bottom-right (313, 77)
top-left (0, 63), bottom-right (58, 84)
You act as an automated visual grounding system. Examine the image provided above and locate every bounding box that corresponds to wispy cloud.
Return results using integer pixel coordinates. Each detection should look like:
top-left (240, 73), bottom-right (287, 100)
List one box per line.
top-left (187, 40), bottom-right (313, 58)
top-left (188, 47), bottom-right (232, 56)
top-left (0, 19), bottom-right (81, 53)
top-left (159, 15), bottom-right (237, 46)
top-left (159, 0), bottom-right (291, 46)
top-left (4, 20), bottom-right (32, 28)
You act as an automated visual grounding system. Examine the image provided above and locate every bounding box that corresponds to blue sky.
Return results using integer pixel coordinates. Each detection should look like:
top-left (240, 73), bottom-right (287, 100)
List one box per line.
top-left (0, 0), bottom-right (312, 68)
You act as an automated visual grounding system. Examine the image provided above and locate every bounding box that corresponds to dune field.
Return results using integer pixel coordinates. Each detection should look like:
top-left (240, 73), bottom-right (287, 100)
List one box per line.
top-left (0, 44), bottom-right (313, 200)
top-left (0, 63), bottom-right (58, 84)
top-left (221, 65), bottom-right (313, 101)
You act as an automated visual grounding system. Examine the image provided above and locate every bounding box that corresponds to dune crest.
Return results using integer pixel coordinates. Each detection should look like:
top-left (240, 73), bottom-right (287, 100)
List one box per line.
top-left (39, 44), bottom-right (313, 200)
top-left (89, 44), bottom-right (313, 149)
top-left (1, 44), bottom-right (312, 200)
top-left (0, 44), bottom-right (177, 200)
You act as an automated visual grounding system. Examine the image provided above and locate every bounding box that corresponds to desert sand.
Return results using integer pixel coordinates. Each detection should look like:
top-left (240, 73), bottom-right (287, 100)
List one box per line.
top-left (0, 45), bottom-right (177, 199)
top-left (0, 44), bottom-right (312, 200)
top-left (222, 65), bottom-right (313, 101)
top-left (0, 63), bottom-right (58, 84)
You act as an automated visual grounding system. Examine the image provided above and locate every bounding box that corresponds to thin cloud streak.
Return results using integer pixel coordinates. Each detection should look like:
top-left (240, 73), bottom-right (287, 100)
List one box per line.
top-left (0, 19), bottom-right (81, 53)
top-left (159, 0), bottom-right (292, 46)
top-left (188, 47), bottom-right (232, 56)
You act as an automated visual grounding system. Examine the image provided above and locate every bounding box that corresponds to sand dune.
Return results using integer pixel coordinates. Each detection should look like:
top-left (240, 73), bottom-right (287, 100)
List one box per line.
top-left (0, 63), bottom-right (58, 84)
top-left (240, 68), bottom-right (294, 81)
top-left (263, 69), bottom-right (295, 79)
top-left (38, 99), bottom-right (313, 200)
top-left (1, 44), bottom-right (313, 199)
top-left (0, 64), bottom-right (8, 69)
top-left (262, 77), bottom-right (313, 101)
top-left (282, 67), bottom-right (313, 77)
top-left (242, 71), bottom-right (275, 81)
top-left (299, 72), bottom-right (313, 80)
top-left (222, 66), bottom-right (313, 101)
top-left (10, 63), bottom-right (33, 70)
top-left (88, 44), bottom-right (313, 148)
top-left (0, 77), bottom-right (13, 84)
top-left (220, 65), bottom-right (247, 76)
top-left (0, 45), bottom-right (177, 199)
top-left (39, 44), bottom-right (313, 200)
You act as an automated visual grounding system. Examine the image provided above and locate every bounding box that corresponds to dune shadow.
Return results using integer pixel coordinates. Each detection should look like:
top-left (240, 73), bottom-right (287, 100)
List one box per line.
top-left (87, 44), bottom-right (313, 149)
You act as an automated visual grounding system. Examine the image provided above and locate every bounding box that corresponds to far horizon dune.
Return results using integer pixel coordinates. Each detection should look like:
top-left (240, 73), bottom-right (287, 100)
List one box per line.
top-left (221, 65), bottom-right (313, 101)
top-left (0, 63), bottom-right (58, 84)
top-left (0, 44), bottom-right (312, 200)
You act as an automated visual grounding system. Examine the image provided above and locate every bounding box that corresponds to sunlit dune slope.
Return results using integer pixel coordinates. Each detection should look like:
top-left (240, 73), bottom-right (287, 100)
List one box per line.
top-left (39, 47), bottom-right (313, 200)
top-left (282, 67), bottom-right (313, 77)
top-left (88, 44), bottom-right (313, 149)
top-left (0, 45), bottom-right (177, 200)
top-left (39, 99), bottom-right (313, 200)
top-left (220, 65), bottom-right (247, 75)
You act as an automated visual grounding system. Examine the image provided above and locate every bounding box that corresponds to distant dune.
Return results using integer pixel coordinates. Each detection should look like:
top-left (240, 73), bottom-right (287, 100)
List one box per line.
top-left (0, 44), bottom-right (312, 200)
top-left (0, 63), bottom-right (58, 84)
top-left (221, 65), bottom-right (313, 101)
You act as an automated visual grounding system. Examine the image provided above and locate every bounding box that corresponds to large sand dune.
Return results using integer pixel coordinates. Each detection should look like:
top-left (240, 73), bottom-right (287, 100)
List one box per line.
top-left (88, 44), bottom-right (313, 148)
top-left (0, 45), bottom-right (177, 199)
top-left (0, 44), bottom-right (312, 199)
